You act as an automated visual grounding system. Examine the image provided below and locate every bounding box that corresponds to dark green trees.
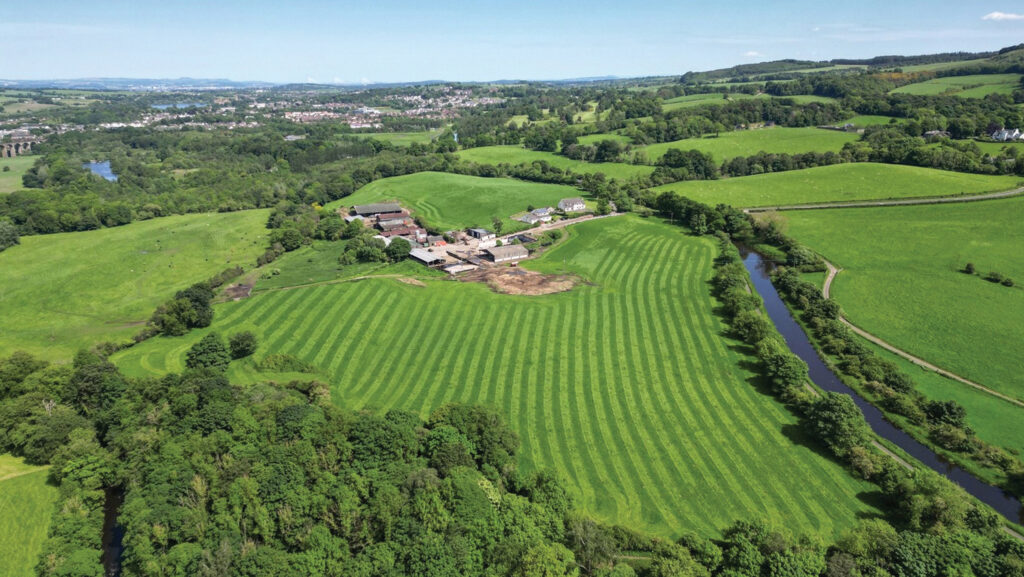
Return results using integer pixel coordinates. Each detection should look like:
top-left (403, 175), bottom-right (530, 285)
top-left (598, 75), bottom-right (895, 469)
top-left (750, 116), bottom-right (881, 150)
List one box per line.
top-left (229, 331), bottom-right (258, 359)
top-left (185, 332), bottom-right (230, 371)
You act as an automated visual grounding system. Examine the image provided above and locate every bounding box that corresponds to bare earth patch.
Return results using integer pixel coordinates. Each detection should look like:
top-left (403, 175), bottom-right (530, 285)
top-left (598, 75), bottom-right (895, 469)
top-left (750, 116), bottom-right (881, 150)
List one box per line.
top-left (396, 277), bottom-right (426, 287)
top-left (223, 283), bottom-right (253, 300)
top-left (461, 267), bottom-right (578, 295)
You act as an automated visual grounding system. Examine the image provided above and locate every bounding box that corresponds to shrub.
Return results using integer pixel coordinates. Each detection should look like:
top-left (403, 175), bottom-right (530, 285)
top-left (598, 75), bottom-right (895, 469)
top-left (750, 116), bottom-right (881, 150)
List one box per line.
top-left (985, 271), bottom-right (1004, 283)
top-left (1002, 277), bottom-right (1014, 287)
top-left (963, 262), bottom-right (975, 274)
top-left (228, 331), bottom-right (258, 359)
top-left (186, 333), bottom-right (230, 371)
top-left (256, 354), bottom-right (315, 373)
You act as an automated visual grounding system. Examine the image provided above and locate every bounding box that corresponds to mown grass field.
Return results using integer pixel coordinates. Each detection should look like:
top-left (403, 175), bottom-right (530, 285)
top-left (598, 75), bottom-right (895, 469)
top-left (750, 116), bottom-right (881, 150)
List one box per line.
top-left (329, 171), bottom-right (583, 232)
top-left (577, 132), bottom-right (632, 145)
top-left (457, 145), bottom-right (654, 180)
top-left (635, 127), bottom-right (859, 163)
top-left (782, 196), bottom-right (1024, 401)
top-left (661, 93), bottom-right (760, 111)
top-left (114, 216), bottom-right (879, 538)
top-left (843, 115), bottom-right (897, 127)
top-left (0, 210), bottom-right (269, 361)
top-left (891, 74), bottom-right (1022, 98)
top-left (0, 156), bottom-right (34, 194)
top-left (0, 455), bottom-right (57, 577)
top-left (653, 163), bottom-right (1021, 207)
top-left (349, 131), bottom-right (440, 145)
top-left (253, 244), bottom-right (441, 292)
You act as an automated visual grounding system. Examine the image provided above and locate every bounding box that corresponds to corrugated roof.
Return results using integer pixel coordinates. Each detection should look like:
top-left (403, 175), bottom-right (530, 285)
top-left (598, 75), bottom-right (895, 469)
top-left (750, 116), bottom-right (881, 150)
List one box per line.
top-left (486, 245), bottom-right (529, 260)
top-left (354, 202), bottom-right (402, 215)
top-left (409, 248), bottom-right (445, 264)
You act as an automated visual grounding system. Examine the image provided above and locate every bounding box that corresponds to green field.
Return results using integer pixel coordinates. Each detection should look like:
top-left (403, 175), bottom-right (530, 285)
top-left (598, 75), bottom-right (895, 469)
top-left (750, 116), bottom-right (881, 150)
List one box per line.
top-left (777, 95), bottom-right (839, 105)
top-left (891, 74), bottom-right (1022, 98)
top-left (349, 131), bottom-right (440, 145)
top-left (0, 156), bottom-right (34, 194)
top-left (253, 243), bottom-right (442, 292)
top-left (635, 127), bottom-right (859, 163)
top-left (662, 93), bottom-right (760, 111)
top-left (782, 196), bottom-right (1024, 401)
top-left (577, 132), bottom-right (633, 145)
top-left (329, 171), bottom-right (585, 232)
top-left (114, 216), bottom-right (878, 538)
top-left (654, 163), bottom-right (1021, 208)
top-left (843, 115), bottom-right (897, 127)
top-left (458, 145), bottom-right (654, 180)
top-left (0, 455), bottom-right (57, 577)
top-left (0, 211), bottom-right (269, 360)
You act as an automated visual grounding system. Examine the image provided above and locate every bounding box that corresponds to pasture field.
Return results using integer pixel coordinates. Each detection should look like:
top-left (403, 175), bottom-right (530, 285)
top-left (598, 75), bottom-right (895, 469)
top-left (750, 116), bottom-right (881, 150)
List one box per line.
top-left (0, 156), bottom-right (34, 194)
top-left (781, 195), bottom-right (1024, 400)
top-left (661, 93), bottom-right (759, 111)
top-left (843, 115), bottom-right (897, 127)
top-left (653, 163), bottom-right (1020, 207)
top-left (253, 244), bottom-right (442, 292)
top-left (0, 455), bottom-right (57, 577)
top-left (577, 132), bottom-right (632, 145)
top-left (349, 131), bottom-right (439, 145)
top-left (901, 59), bottom-right (989, 73)
top-left (457, 145), bottom-right (654, 180)
top-left (114, 216), bottom-right (879, 538)
top-left (635, 127), bottom-right (859, 163)
top-left (0, 210), bottom-right (269, 361)
top-left (330, 171), bottom-right (584, 232)
top-left (777, 95), bottom-right (839, 104)
top-left (891, 74), bottom-right (1022, 98)
top-left (974, 140), bottom-right (1024, 156)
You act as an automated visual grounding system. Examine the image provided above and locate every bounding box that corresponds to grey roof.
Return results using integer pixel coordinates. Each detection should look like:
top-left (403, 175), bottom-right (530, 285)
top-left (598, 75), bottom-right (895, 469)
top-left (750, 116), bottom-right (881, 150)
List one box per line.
top-left (559, 197), bottom-right (585, 206)
top-left (353, 202), bottom-right (402, 215)
top-left (409, 248), bottom-right (445, 264)
top-left (486, 245), bottom-right (529, 260)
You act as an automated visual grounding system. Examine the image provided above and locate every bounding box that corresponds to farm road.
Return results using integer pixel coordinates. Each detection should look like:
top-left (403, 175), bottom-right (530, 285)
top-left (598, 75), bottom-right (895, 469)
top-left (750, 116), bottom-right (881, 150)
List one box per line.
top-left (743, 185), bottom-right (1024, 213)
top-left (822, 260), bottom-right (1024, 410)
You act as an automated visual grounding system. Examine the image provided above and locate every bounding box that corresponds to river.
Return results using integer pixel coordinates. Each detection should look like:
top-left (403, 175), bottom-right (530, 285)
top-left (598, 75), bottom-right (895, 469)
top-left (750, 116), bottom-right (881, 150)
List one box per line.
top-left (737, 246), bottom-right (1024, 524)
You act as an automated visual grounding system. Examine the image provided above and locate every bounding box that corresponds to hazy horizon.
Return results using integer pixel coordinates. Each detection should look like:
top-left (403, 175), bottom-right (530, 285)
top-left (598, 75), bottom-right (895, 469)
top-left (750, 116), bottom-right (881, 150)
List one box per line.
top-left (3, 0), bottom-right (1024, 83)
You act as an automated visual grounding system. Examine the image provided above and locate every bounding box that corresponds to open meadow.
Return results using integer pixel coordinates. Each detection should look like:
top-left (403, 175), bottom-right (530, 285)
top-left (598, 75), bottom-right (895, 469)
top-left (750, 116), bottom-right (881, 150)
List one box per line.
top-left (457, 145), bottom-right (654, 180)
top-left (349, 131), bottom-right (440, 145)
top-left (329, 171), bottom-right (585, 232)
top-left (0, 156), bottom-right (34, 194)
top-left (635, 127), bottom-right (859, 163)
top-left (661, 93), bottom-right (760, 112)
top-left (891, 74), bottom-right (1022, 98)
top-left (0, 210), bottom-right (269, 361)
top-left (0, 455), bottom-right (57, 577)
top-left (653, 163), bottom-right (1021, 207)
top-left (781, 196), bottom-right (1024, 402)
top-left (114, 216), bottom-right (879, 538)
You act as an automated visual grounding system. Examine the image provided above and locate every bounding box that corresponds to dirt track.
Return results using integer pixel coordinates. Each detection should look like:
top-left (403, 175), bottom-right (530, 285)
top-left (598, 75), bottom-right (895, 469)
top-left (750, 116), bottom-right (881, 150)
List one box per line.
top-left (744, 186), bottom-right (1024, 213)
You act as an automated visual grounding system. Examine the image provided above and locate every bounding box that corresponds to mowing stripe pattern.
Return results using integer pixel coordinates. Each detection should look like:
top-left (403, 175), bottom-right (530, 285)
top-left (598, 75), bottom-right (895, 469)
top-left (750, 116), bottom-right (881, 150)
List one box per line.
top-left (115, 217), bottom-right (876, 537)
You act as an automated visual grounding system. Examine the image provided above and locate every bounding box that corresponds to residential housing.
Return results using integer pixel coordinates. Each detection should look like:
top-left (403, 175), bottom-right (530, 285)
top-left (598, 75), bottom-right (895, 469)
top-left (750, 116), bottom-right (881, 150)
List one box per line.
top-left (558, 198), bottom-right (586, 212)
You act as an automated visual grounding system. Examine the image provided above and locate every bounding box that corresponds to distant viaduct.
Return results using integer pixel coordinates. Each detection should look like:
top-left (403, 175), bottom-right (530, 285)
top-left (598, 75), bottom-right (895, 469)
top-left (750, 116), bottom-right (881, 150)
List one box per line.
top-left (1, 140), bottom-right (39, 158)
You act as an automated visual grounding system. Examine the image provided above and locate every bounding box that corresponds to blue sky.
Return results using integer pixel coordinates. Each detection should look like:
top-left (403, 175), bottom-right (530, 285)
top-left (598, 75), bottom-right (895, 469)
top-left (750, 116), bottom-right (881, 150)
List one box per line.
top-left (2, 0), bottom-right (1024, 82)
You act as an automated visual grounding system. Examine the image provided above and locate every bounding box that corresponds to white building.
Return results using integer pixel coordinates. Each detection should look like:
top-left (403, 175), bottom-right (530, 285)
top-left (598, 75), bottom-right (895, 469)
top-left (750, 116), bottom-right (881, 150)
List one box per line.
top-left (558, 198), bottom-right (586, 212)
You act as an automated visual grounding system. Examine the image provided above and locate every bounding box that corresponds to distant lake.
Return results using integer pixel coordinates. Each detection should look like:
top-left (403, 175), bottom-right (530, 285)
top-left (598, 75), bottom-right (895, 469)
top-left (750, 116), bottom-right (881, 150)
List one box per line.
top-left (83, 161), bottom-right (118, 182)
top-left (151, 103), bottom-right (206, 110)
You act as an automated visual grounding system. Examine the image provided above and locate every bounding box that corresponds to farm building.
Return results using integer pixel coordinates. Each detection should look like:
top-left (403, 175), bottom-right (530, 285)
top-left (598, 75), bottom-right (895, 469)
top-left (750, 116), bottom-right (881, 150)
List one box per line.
top-left (468, 228), bottom-right (496, 240)
top-left (519, 207), bottom-right (554, 225)
top-left (558, 198), bottom-right (586, 212)
top-left (343, 214), bottom-right (364, 223)
top-left (486, 245), bottom-right (529, 263)
top-left (409, 248), bottom-right (446, 266)
top-left (510, 233), bottom-right (536, 244)
top-left (354, 202), bottom-right (403, 216)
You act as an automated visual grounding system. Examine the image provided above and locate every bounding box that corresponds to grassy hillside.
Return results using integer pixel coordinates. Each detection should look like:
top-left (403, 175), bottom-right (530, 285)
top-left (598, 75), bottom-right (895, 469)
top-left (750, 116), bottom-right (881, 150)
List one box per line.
top-left (661, 93), bottom-right (761, 111)
top-left (653, 163), bottom-right (1021, 207)
top-left (0, 210), bottom-right (269, 360)
top-left (891, 74), bottom-right (1022, 98)
top-left (349, 131), bottom-right (440, 145)
top-left (635, 127), bottom-right (859, 163)
top-left (457, 145), bottom-right (654, 180)
top-left (0, 156), bottom-right (34, 194)
top-left (115, 216), bottom-right (878, 538)
top-left (329, 172), bottom-right (583, 232)
top-left (0, 456), bottom-right (57, 577)
top-left (782, 195), bottom-right (1024, 401)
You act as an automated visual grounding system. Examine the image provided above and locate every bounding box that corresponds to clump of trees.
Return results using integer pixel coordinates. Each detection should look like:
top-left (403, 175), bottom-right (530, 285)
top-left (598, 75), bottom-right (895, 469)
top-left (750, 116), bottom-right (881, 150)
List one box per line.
top-left (0, 218), bottom-right (19, 252)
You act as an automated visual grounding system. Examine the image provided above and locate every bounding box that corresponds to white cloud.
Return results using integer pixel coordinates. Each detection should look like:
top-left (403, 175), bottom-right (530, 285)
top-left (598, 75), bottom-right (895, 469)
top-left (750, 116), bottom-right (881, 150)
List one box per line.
top-left (744, 50), bottom-right (764, 58)
top-left (982, 11), bottom-right (1024, 20)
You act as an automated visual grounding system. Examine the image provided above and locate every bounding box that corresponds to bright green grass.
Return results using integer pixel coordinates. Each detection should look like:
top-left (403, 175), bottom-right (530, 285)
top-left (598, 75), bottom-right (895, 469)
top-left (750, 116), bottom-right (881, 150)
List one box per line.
top-left (0, 455), bottom-right (57, 577)
top-left (349, 131), bottom-right (439, 145)
top-left (0, 211), bottom-right (269, 361)
top-left (891, 74), bottom-right (1023, 98)
top-left (253, 243), bottom-right (443, 292)
top-left (777, 95), bottom-right (839, 105)
top-left (0, 156), bottom-right (34, 194)
top-left (783, 196), bottom-right (1024, 400)
top-left (114, 216), bottom-right (878, 538)
top-left (329, 172), bottom-right (584, 233)
top-left (577, 133), bottom-right (632, 146)
top-left (457, 146), bottom-right (654, 180)
top-left (843, 115), bottom-right (898, 127)
top-left (654, 163), bottom-right (1021, 208)
top-left (636, 127), bottom-right (860, 163)
top-left (901, 59), bottom-right (989, 73)
top-left (974, 141), bottom-right (1024, 156)
top-left (661, 93), bottom-right (758, 111)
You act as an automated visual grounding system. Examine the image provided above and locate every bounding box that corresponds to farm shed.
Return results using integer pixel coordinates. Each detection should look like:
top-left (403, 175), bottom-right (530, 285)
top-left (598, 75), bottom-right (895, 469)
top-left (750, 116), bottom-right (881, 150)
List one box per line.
top-left (354, 202), bottom-right (402, 216)
top-left (410, 248), bottom-right (446, 266)
top-left (486, 245), bottom-right (529, 263)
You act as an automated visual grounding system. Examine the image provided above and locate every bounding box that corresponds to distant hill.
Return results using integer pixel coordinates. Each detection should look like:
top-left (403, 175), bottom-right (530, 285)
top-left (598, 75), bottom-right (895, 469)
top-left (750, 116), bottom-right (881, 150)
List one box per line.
top-left (0, 77), bottom-right (275, 90)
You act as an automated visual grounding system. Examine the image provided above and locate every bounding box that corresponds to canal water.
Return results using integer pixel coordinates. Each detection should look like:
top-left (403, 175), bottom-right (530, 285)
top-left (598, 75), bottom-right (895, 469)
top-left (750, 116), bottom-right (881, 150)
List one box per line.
top-left (738, 246), bottom-right (1024, 524)
top-left (83, 161), bottom-right (118, 182)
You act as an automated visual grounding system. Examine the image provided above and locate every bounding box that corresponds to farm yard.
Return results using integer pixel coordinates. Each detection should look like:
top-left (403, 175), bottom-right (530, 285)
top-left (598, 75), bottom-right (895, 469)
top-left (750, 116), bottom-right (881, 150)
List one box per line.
top-left (780, 195), bottom-right (1024, 403)
top-left (457, 145), bottom-right (655, 180)
top-left (891, 74), bottom-right (1023, 98)
top-left (0, 210), bottom-right (269, 361)
top-left (329, 171), bottom-right (585, 232)
top-left (114, 216), bottom-right (879, 538)
top-left (653, 163), bottom-right (1021, 208)
top-left (634, 127), bottom-right (860, 163)
top-left (0, 455), bottom-right (57, 577)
